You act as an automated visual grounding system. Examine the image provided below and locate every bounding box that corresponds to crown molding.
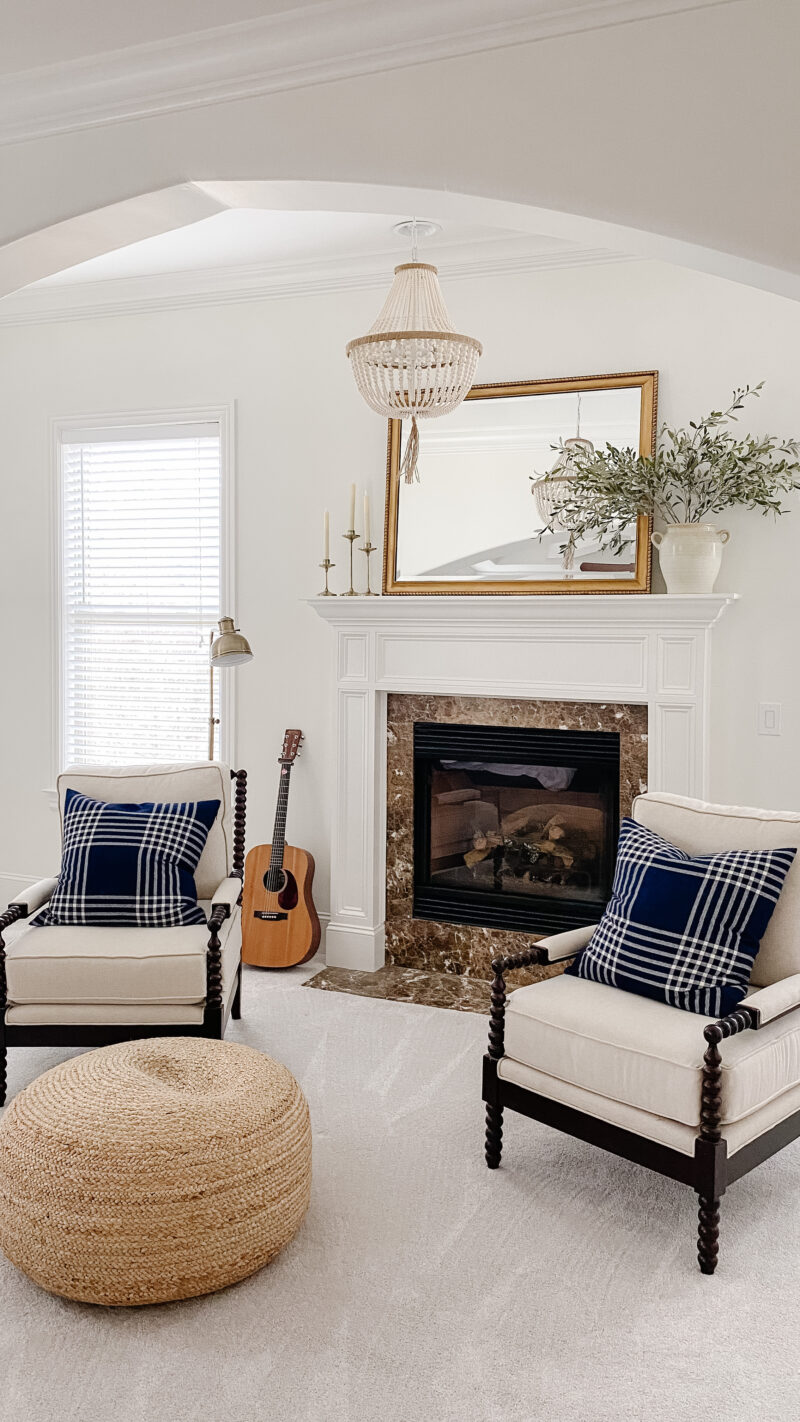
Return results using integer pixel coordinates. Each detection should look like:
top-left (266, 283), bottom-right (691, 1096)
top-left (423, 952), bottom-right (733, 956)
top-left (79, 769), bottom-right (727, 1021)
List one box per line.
top-left (0, 239), bottom-right (636, 328)
top-left (0, 0), bottom-right (738, 145)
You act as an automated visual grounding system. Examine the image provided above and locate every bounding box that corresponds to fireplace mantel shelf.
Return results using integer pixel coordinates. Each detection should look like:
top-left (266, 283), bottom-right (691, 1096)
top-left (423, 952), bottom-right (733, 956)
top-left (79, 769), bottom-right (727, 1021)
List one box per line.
top-left (310, 592), bottom-right (737, 972)
top-left (309, 593), bottom-right (737, 629)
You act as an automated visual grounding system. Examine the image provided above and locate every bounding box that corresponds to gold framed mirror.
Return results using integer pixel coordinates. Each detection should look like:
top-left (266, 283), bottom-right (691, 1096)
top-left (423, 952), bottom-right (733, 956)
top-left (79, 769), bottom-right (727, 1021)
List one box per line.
top-left (382, 370), bottom-right (657, 595)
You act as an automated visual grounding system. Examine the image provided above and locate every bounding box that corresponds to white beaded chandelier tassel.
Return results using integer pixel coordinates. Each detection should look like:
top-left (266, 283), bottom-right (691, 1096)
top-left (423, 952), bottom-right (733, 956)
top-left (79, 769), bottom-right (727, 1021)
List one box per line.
top-left (346, 224), bottom-right (482, 483)
top-left (399, 415), bottom-right (420, 484)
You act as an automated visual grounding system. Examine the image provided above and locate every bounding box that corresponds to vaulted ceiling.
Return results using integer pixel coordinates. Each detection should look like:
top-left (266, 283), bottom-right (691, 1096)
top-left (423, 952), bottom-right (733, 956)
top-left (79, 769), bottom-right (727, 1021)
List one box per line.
top-left (0, 0), bottom-right (797, 300)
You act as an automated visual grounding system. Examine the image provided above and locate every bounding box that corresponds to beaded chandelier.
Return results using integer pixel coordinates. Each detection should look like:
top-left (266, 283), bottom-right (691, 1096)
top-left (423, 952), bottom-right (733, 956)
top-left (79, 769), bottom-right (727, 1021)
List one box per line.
top-left (346, 224), bottom-right (482, 483)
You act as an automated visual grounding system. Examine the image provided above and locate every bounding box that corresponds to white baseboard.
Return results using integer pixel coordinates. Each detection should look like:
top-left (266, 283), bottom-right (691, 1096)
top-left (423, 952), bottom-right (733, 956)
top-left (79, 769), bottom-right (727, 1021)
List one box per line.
top-left (318, 913), bottom-right (330, 965)
top-left (324, 921), bottom-right (385, 972)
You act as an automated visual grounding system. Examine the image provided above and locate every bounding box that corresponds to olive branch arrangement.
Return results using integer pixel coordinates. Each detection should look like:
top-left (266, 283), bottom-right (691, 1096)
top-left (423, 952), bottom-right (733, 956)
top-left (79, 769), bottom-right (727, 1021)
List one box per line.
top-left (536, 385), bottom-right (800, 556)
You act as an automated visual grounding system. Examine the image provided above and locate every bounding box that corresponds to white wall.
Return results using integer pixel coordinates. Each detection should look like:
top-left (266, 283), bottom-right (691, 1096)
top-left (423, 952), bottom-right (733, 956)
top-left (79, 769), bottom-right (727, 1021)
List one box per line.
top-left (2, 257), bottom-right (800, 904)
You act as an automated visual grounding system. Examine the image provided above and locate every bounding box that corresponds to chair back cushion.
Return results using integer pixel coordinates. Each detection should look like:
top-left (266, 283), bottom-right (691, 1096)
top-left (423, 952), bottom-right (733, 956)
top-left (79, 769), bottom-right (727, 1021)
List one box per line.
top-left (57, 762), bottom-right (232, 899)
top-left (633, 792), bottom-right (800, 985)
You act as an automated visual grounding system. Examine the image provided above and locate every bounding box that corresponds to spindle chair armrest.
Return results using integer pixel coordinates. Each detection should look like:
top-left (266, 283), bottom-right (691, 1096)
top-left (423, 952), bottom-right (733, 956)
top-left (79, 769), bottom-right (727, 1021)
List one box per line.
top-left (8, 878), bottom-right (59, 917)
top-left (743, 975), bottom-right (800, 1028)
top-left (210, 877), bottom-right (243, 914)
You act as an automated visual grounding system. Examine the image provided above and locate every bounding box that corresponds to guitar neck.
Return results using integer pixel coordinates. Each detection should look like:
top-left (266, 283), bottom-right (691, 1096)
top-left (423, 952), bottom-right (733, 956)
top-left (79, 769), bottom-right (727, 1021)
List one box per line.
top-left (269, 765), bottom-right (293, 869)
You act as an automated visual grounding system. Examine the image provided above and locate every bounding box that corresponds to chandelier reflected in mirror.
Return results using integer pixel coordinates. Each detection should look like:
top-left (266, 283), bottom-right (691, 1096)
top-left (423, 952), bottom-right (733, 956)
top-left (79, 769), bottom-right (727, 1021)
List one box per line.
top-left (346, 220), bottom-right (482, 484)
top-left (531, 393), bottom-right (595, 577)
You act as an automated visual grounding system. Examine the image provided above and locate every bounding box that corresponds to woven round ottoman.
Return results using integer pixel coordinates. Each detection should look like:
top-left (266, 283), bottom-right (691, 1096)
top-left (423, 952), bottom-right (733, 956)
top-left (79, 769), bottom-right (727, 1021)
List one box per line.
top-left (0, 1037), bottom-right (311, 1306)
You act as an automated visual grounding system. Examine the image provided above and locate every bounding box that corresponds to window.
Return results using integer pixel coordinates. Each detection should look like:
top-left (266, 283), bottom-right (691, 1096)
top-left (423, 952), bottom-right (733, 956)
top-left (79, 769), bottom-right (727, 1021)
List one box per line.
top-left (57, 415), bottom-right (230, 767)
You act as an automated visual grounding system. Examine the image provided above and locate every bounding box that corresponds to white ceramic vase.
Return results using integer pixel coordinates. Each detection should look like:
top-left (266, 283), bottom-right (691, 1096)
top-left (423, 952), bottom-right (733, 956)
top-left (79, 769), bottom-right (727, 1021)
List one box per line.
top-left (651, 523), bottom-right (730, 594)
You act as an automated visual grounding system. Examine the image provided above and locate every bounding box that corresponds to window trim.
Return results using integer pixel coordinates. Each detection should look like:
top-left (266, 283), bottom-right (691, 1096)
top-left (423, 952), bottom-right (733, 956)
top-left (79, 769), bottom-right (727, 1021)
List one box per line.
top-left (50, 403), bottom-right (236, 781)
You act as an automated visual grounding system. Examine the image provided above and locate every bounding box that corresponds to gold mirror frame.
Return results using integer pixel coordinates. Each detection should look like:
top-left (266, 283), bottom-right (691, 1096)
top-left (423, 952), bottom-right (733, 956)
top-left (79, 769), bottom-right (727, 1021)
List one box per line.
top-left (382, 370), bottom-right (658, 595)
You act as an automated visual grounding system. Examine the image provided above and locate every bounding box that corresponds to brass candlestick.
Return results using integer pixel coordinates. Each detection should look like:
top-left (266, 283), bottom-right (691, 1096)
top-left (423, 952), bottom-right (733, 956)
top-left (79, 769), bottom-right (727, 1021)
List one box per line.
top-left (342, 529), bottom-right (359, 596)
top-left (360, 541), bottom-right (378, 595)
top-left (318, 558), bottom-right (336, 596)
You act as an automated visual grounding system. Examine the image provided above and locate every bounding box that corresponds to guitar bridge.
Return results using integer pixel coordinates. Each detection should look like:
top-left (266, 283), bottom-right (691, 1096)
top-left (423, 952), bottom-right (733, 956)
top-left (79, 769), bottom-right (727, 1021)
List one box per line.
top-left (253, 911), bottom-right (288, 921)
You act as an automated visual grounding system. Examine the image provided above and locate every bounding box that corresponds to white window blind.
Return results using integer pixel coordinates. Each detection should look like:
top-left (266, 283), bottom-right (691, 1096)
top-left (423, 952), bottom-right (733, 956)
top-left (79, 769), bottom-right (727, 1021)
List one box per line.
top-left (60, 422), bottom-right (224, 766)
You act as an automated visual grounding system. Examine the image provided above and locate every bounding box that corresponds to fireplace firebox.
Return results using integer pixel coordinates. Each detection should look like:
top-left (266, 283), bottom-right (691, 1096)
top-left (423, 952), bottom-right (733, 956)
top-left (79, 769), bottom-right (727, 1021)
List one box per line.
top-left (413, 721), bottom-right (620, 935)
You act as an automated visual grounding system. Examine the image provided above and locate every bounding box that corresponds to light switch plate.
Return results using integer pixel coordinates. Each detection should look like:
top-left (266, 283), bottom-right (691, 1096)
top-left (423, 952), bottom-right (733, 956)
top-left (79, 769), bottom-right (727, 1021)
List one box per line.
top-left (757, 702), bottom-right (782, 736)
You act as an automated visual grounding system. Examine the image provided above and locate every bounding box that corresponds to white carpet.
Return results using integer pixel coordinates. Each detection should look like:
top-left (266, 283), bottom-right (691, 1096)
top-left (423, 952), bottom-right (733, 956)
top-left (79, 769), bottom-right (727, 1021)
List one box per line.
top-left (2, 963), bottom-right (800, 1422)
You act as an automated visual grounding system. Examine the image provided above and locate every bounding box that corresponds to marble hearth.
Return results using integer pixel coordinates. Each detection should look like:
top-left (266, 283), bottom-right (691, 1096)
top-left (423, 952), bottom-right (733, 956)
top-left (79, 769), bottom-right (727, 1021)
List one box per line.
top-left (385, 693), bottom-right (648, 983)
top-left (310, 594), bottom-right (736, 974)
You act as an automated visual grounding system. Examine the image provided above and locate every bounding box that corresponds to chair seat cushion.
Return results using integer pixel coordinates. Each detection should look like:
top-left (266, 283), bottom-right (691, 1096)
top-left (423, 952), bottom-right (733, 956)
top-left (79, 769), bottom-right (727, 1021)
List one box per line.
top-left (504, 975), bottom-right (800, 1127)
top-left (567, 817), bottom-right (796, 1015)
top-left (5, 904), bottom-right (240, 1007)
top-left (35, 791), bottom-right (221, 929)
top-left (496, 1055), bottom-right (800, 1158)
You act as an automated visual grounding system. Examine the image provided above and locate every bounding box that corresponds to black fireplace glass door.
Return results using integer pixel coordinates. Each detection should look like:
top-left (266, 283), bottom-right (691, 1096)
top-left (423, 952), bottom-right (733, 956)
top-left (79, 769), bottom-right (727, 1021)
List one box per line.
top-left (413, 723), bottom-right (620, 934)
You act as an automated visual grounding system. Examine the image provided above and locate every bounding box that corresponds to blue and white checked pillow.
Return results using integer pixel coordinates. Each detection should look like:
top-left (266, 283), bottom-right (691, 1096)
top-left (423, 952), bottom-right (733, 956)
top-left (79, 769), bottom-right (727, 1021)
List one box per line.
top-left (34, 790), bottom-right (221, 928)
top-left (567, 818), bottom-right (796, 1016)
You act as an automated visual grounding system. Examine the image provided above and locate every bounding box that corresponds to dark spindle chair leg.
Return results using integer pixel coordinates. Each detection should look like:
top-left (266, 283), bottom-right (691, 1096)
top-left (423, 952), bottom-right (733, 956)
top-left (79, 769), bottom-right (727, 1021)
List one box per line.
top-left (484, 948), bottom-right (548, 1170)
top-left (697, 1021), bottom-right (725, 1274)
top-left (0, 904), bottom-right (25, 1108)
top-left (485, 958), bottom-right (507, 1168)
top-left (485, 1104), bottom-right (503, 1169)
top-left (695, 1009), bottom-right (751, 1274)
top-left (697, 1196), bottom-right (721, 1275)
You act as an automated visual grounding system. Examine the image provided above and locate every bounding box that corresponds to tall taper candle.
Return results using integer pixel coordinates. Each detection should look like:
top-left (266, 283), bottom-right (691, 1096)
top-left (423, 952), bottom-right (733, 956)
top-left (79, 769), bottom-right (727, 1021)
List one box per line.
top-left (323, 509), bottom-right (330, 559)
top-left (363, 491), bottom-right (370, 543)
top-left (348, 482), bottom-right (356, 530)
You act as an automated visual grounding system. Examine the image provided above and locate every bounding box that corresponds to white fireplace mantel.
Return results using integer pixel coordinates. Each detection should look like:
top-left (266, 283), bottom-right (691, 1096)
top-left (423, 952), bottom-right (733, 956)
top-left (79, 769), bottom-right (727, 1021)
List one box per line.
top-left (310, 593), bottom-right (737, 972)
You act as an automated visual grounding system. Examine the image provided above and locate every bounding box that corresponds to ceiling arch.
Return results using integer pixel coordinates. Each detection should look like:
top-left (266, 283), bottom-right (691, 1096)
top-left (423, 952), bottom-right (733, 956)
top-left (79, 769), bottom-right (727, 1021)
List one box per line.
top-left (0, 1), bottom-right (797, 303)
top-left (2, 179), bottom-right (799, 308)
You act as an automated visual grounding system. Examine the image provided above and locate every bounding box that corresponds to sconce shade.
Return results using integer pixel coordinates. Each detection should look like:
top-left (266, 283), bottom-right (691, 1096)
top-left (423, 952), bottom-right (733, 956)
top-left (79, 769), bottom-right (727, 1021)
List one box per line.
top-left (210, 617), bottom-right (253, 666)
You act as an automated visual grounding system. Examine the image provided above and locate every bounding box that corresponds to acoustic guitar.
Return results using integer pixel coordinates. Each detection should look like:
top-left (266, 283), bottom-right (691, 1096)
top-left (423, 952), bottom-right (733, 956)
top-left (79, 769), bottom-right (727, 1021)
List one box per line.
top-left (241, 728), bottom-right (321, 969)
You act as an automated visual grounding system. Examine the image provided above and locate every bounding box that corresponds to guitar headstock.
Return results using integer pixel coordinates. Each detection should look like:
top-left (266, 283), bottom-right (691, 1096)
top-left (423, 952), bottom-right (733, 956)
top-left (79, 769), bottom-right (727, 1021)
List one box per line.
top-left (280, 728), bottom-right (304, 765)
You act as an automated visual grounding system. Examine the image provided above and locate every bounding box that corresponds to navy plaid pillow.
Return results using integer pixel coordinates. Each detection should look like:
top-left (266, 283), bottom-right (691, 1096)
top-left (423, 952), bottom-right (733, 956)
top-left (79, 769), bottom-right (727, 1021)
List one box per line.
top-left (35, 790), bottom-right (221, 928)
top-left (567, 818), bottom-right (796, 1015)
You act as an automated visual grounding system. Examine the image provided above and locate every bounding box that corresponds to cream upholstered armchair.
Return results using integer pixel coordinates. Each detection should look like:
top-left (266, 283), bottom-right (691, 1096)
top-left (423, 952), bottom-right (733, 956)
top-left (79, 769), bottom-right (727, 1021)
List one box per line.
top-left (0, 762), bottom-right (247, 1106)
top-left (483, 791), bottom-right (800, 1274)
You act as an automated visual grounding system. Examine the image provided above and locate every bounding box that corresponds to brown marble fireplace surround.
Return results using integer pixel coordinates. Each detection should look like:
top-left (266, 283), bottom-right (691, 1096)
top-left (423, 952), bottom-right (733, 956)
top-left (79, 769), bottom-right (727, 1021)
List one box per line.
top-left (385, 694), bottom-right (648, 986)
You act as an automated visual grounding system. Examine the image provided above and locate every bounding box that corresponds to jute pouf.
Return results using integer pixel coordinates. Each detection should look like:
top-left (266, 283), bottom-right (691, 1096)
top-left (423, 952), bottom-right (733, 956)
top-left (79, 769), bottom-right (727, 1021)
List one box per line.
top-left (0, 1037), bottom-right (311, 1306)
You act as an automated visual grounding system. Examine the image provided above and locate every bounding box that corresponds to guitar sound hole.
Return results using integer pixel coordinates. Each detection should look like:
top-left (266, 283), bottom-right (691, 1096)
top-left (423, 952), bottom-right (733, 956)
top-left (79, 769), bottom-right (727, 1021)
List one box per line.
top-left (262, 868), bottom-right (286, 894)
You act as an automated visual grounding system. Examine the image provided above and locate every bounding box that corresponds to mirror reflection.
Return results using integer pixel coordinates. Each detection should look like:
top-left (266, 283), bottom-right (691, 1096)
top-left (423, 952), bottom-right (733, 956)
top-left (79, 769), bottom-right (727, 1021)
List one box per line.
top-left (384, 374), bottom-right (656, 594)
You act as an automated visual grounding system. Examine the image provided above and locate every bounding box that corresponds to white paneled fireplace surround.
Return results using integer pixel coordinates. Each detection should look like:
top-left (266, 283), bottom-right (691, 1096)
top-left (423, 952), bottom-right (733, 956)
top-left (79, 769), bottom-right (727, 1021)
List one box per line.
top-left (312, 594), bottom-right (736, 972)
